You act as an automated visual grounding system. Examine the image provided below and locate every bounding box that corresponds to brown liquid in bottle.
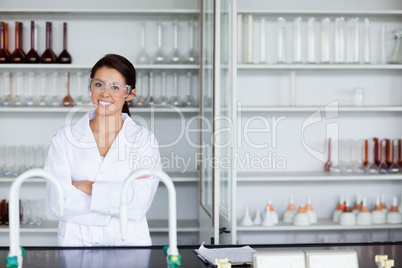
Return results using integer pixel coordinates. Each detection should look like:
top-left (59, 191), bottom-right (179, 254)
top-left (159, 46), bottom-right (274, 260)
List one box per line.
top-left (10, 21), bottom-right (26, 63)
top-left (26, 21), bottom-right (40, 63)
top-left (56, 22), bottom-right (72, 63)
top-left (0, 22), bottom-right (11, 63)
top-left (40, 22), bottom-right (56, 63)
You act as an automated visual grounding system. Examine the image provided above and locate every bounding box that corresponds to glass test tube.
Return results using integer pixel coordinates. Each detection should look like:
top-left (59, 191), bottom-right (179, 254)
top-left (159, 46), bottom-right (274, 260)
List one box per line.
top-left (363, 18), bottom-right (370, 64)
top-left (260, 17), bottom-right (266, 63)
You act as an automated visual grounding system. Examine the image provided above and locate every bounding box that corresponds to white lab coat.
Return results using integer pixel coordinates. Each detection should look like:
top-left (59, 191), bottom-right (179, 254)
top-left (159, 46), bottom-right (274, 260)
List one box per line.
top-left (45, 111), bottom-right (160, 246)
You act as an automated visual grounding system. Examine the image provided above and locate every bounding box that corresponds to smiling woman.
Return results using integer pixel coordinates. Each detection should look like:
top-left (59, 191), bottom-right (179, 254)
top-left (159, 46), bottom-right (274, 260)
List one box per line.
top-left (45, 54), bottom-right (162, 247)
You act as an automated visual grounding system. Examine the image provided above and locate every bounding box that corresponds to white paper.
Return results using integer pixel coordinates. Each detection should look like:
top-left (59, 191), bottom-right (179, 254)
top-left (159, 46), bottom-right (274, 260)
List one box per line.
top-left (197, 242), bottom-right (256, 265)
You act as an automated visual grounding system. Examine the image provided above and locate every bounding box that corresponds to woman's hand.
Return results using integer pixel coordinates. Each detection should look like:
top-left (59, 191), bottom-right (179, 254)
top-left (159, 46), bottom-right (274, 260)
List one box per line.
top-left (72, 181), bottom-right (94, 196)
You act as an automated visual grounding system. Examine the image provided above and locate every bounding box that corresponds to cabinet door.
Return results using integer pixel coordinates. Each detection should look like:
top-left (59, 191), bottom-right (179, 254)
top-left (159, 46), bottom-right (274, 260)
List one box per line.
top-left (199, 0), bottom-right (237, 245)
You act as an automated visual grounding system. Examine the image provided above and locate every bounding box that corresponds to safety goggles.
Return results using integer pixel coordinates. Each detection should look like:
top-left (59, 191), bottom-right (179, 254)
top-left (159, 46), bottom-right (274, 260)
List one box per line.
top-left (88, 78), bottom-right (132, 98)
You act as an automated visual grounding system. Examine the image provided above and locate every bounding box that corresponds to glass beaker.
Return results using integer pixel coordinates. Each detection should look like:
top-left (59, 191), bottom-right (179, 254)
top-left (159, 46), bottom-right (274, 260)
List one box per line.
top-left (388, 28), bottom-right (402, 64)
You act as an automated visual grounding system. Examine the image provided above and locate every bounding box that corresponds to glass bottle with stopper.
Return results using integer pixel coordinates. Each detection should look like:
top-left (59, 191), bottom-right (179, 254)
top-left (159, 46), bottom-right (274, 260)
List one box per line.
top-left (62, 72), bottom-right (74, 107)
top-left (26, 21), bottom-right (40, 63)
top-left (133, 72), bottom-right (145, 107)
top-left (56, 22), bottom-right (72, 64)
top-left (181, 72), bottom-right (196, 107)
top-left (168, 72), bottom-right (182, 106)
top-left (152, 21), bottom-right (167, 64)
top-left (135, 22), bottom-right (151, 64)
top-left (145, 72), bottom-right (155, 107)
top-left (13, 72), bottom-right (23, 107)
top-left (40, 22), bottom-right (56, 63)
top-left (37, 73), bottom-right (48, 107)
top-left (168, 20), bottom-right (182, 64)
top-left (10, 22), bottom-right (26, 63)
top-left (25, 72), bottom-right (36, 106)
top-left (0, 22), bottom-right (11, 63)
top-left (156, 72), bottom-right (168, 107)
top-left (183, 20), bottom-right (199, 64)
top-left (50, 72), bottom-right (61, 107)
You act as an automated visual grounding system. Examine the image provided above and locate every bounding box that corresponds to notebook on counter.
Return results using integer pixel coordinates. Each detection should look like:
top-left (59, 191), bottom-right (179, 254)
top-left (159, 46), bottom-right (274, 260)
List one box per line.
top-left (193, 242), bottom-right (256, 267)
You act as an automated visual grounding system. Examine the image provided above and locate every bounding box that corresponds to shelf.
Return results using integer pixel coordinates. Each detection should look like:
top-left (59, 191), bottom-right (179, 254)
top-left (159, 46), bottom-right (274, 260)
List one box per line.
top-left (236, 171), bottom-right (402, 182)
top-left (0, 64), bottom-right (199, 70)
top-left (0, 8), bottom-right (200, 15)
top-left (0, 219), bottom-right (199, 233)
top-left (237, 64), bottom-right (402, 70)
top-left (0, 172), bottom-right (199, 183)
top-left (238, 106), bottom-right (402, 113)
top-left (237, 218), bottom-right (402, 231)
top-left (237, 10), bottom-right (402, 16)
top-left (0, 107), bottom-right (199, 113)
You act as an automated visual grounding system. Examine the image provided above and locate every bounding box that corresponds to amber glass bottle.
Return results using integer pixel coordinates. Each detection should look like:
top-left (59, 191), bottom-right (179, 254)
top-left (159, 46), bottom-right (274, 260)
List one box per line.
top-left (11, 22), bottom-right (26, 63)
top-left (26, 21), bottom-right (40, 63)
top-left (40, 22), bottom-right (56, 63)
top-left (0, 22), bottom-right (11, 63)
top-left (56, 22), bottom-right (72, 63)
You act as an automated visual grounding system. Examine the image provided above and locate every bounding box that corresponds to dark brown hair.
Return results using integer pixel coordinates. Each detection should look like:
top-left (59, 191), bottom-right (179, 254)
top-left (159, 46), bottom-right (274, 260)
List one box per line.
top-left (90, 54), bottom-right (136, 117)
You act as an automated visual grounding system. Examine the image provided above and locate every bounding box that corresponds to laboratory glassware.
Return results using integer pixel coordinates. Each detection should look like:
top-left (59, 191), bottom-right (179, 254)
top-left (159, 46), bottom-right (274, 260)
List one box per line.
top-left (13, 72), bottom-right (23, 107)
top-left (306, 17), bottom-right (316, 64)
top-left (40, 22), bottom-right (56, 63)
top-left (168, 20), bottom-right (182, 64)
top-left (56, 22), bottom-right (72, 63)
top-left (10, 22), bottom-right (26, 63)
top-left (334, 17), bottom-right (345, 64)
top-left (145, 72), bottom-right (156, 106)
top-left (320, 18), bottom-right (330, 64)
top-left (0, 22), bottom-right (11, 63)
top-left (37, 73), bottom-right (48, 107)
top-left (133, 72), bottom-right (145, 107)
top-left (182, 72), bottom-right (196, 107)
top-left (168, 72), bottom-right (182, 106)
top-left (156, 72), bottom-right (168, 106)
top-left (25, 72), bottom-right (36, 107)
top-left (184, 20), bottom-right (199, 64)
top-left (62, 72), bottom-right (74, 107)
top-left (49, 72), bottom-right (61, 107)
top-left (152, 21), bottom-right (167, 64)
top-left (135, 22), bottom-right (151, 64)
top-left (293, 17), bottom-right (302, 63)
top-left (26, 21), bottom-right (40, 63)
top-left (277, 17), bottom-right (286, 64)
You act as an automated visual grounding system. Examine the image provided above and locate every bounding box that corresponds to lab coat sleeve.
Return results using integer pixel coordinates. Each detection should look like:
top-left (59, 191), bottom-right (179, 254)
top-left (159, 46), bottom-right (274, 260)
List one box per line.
top-left (45, 128), bottom-right (111, 226)
top-left (90, 130), bottom-right (161, 221)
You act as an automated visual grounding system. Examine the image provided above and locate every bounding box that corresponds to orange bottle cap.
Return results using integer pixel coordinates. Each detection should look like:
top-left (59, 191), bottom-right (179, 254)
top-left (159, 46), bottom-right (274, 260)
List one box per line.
top-left (297, 206), bottom-right (306, 214)
top-left (390, 205), bottom-right (399, 212)
top-left (306, 203), bottom-right (313, 211)
top-left (287, 204), bottom-right (296, 211)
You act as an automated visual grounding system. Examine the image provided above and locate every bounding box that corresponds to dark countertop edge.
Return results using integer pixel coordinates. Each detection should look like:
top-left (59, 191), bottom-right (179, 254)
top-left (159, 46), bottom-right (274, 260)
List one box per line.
top-left (1, 241), bottom-right (402, 250)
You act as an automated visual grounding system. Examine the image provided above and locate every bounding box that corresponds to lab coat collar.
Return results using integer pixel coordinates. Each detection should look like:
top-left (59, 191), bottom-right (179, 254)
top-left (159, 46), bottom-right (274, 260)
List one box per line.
top-left (64, 110), bottom-right (137, 148)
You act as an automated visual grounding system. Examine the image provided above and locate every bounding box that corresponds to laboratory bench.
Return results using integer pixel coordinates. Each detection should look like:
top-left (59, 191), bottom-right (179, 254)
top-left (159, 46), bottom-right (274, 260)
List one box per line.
top-left (0, 241), bottom-right (401, 267)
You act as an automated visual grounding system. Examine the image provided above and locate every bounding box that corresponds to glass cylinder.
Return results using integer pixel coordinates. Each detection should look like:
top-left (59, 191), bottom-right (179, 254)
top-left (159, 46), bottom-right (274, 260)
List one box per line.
top-left (293, 17), bottom-right (302, 63)
top-left (363, 18), bottom-right (370, 64)
top-left (306, 17), bottom-right (316, 64)
top-left (244, 14), bottom-right (254, 64)
top-left (388, 29), bottom-right (402, 64)
top-left (346, 17), bottom-right (359, 64)
top-left (237, 14), bottom-right (243, 64)
top-left (259, 17), bottom-right (266, 64)
top-left (320, 18), bottom-right (330, 64)
top-left (389, 139), bottom-right (400, 173)
top-left (334, 17), bottom-right (345, 64)
top-left (277, 17), bottom-right (286, 64)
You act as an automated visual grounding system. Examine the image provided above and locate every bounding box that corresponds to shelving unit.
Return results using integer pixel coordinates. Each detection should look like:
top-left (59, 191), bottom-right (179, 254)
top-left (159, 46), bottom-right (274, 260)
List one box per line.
top-left (233, 0), bottom-right (402, 245)
top-left (0, 0), bottom-right (201, 247)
